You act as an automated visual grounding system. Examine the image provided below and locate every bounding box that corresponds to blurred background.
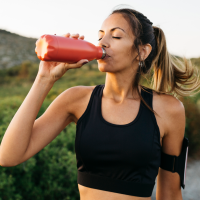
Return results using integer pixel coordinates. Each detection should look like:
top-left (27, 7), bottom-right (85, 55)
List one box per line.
top-left (0, 0), bottom-right (200, 199)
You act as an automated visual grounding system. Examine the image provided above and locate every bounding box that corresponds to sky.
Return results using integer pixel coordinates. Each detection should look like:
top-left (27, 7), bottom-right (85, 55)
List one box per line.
top-left (0, 0), bottom-right (200, 58)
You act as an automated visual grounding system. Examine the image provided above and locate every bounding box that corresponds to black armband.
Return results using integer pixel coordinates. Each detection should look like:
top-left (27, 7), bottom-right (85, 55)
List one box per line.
top-left (160, 137), bottom-right (189, 189)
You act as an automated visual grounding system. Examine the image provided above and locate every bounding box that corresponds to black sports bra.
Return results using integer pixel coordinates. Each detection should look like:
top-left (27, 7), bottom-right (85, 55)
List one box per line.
top-left (75, 84), bottom-right (161, 197)
top-left (75, 84), bottom-right (189, 197)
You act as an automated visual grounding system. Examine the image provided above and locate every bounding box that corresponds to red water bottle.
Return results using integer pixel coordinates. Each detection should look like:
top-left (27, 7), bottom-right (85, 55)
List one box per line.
top-left (35, 34), bottom-right (106, 63)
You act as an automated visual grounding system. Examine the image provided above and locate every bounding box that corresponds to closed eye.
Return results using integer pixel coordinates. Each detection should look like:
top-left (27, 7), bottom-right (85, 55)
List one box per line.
top-left (98, 37), bottom-right (121, 41)
top-left (113, 37), bottom-right (121, 39)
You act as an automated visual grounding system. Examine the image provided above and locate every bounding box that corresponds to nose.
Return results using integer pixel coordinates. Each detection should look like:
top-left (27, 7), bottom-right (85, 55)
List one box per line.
top-left (98, 36), bottom-right (109, 48)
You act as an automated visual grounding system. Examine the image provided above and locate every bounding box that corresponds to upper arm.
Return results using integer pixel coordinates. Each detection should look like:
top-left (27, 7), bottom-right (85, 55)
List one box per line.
top-left (18, 86), bottom-right (88, 165)
top-left (156, 95), bottom-right (185, 200)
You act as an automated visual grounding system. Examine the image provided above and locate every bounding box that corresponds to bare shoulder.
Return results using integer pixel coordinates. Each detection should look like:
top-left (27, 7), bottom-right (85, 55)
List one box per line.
top-left (65, 85), bottom-right (96, 105)
top-left (152, 90), bottom-right (185, 137)
top-left (153, 91), bottom-right (185, 116)
top-left (65, 85), bottom-right (96, 124)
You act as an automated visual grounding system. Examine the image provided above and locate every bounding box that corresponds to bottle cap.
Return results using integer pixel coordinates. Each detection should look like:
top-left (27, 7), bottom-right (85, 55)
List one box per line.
top-left (101, 48), bottom-right (106, 59)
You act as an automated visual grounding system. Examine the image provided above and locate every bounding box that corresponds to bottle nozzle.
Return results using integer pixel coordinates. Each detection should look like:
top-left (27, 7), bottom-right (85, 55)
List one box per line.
top-left (101, 48), bottom-right (106, 59)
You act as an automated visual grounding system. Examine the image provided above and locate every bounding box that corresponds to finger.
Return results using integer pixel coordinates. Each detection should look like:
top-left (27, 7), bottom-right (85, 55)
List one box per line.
top-left (79, 35), bottom-right (84, 40)
top-left (62, 33), bottom-right (70, 37)
top-left (64, 59), bottom-right (89, 70)
top-left (71, 33), bottom-right (79, 38)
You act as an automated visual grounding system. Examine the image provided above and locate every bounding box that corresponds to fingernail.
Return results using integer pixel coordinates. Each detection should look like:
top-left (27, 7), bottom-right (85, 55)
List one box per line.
top-left (82, 61), bottom-right (88, 66)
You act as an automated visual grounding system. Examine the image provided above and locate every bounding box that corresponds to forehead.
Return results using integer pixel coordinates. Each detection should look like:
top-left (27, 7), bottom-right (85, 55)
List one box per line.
top-left (100, 13), bottom-right (131, 34)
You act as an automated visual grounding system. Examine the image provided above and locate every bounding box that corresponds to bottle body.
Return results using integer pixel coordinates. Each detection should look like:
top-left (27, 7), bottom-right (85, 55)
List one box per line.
top-left (35, 34), bottom-right (106, 63)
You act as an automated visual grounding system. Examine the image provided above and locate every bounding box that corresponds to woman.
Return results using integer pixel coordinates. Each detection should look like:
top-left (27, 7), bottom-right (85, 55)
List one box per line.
top-left (0, 7), bottom-right (199, 200)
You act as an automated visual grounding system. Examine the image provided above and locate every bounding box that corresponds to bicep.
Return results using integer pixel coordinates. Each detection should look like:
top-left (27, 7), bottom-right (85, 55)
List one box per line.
top-left (18, 87), bottom-right (78, 164)
top-left (156, 97), bottom-right (185, 200)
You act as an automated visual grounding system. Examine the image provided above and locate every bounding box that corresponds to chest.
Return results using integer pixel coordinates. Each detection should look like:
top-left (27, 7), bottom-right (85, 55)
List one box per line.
top-left (77, 110), bottom-right (157, 170)
top-left (102, 97), bottom-right (164, 146)
top-left (101, 97), bottom-right (141, 125)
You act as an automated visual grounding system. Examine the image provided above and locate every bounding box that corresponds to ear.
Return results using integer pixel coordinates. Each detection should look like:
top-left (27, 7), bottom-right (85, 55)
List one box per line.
top-left (136, 44), bottom-right (152, 61)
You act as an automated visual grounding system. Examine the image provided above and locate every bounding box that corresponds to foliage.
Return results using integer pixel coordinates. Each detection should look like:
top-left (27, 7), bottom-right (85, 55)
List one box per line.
top-left (190, 57), bottom-right (200, 68)
top-left (0, 124), bottom-right (79, 200)
top-left (183, 96), bottom-right (200, 157)
top-left (0, 96), bottom-right (79, 199)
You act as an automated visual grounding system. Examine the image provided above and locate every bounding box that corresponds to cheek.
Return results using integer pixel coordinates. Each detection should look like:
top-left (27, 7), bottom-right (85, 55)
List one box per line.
top-left (116, 42), bottom-right (133, 58)
top-left (114, 48), bottom-right (133, 64)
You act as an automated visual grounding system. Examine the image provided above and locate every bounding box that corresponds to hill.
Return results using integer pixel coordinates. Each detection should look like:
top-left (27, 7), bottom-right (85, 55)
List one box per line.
top-left (0, 29), bottom-right (39, 69)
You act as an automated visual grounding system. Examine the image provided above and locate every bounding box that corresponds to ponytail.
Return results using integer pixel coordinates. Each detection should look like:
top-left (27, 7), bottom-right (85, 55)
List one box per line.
top-left (152, 26), bottom-right (200, 97)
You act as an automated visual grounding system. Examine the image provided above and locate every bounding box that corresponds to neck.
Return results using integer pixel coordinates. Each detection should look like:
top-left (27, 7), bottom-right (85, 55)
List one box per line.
top-left (103, 72), bottom-right (141, 104)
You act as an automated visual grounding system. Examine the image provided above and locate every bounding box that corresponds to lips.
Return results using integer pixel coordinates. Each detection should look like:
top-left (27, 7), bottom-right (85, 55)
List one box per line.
top-left (103, 54), bottom-right (110, 59)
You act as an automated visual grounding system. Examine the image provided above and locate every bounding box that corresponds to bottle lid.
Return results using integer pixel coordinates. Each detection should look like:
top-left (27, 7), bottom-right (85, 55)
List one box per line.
top-left (101, 48), bottom-right (106, 59)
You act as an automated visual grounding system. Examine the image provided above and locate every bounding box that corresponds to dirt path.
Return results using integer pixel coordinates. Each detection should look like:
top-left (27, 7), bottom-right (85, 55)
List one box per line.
top-left (151, 159), bottom-right (200, 200)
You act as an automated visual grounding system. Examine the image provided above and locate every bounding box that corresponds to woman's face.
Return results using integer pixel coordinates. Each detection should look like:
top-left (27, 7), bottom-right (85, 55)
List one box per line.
top-left (97, 13), bottom-right (138, 73)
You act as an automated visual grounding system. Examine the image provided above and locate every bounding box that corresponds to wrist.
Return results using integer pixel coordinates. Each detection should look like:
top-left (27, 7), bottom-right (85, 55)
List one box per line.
top-left (35, 75), bottom-right (55, 87)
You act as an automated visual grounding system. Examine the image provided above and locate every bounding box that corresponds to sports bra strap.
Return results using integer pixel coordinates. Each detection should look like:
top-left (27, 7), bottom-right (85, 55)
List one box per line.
top-left (141, 86), bottom-right (161, 146)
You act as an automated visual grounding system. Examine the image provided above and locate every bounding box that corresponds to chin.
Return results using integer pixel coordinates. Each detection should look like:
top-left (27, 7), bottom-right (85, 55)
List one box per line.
top-left (98, 65), bottom-right (107, 72)
top-left (98, 63), bottom-right (115, 73)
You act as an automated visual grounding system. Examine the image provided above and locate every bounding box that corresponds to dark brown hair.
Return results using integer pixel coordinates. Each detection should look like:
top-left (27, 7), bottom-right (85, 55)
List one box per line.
top-left (110, 8), bottom-right (200, 115)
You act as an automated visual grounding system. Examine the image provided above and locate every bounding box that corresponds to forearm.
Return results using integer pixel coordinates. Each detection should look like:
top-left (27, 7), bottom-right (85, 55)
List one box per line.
top-left (0, 76), bottom-right (54, 166)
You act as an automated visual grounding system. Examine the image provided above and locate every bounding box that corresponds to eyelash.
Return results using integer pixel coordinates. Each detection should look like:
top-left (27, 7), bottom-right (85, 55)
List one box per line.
top-left (98, 37), bottom-right (121, 41)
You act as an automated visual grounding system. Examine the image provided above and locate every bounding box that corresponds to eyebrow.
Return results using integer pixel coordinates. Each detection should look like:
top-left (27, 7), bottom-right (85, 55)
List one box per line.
top-left (98, 27), bottom-right (125, 33)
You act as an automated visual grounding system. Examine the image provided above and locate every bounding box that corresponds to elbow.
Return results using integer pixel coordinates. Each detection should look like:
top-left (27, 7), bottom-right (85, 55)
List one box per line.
top-left (0, 156), bottom-right (19, 167)
top-left (0, 160), bottom-right (19, 167)
top-left (0, 163), bottom-right (14, 167)
top-left (0, 148), bottom-right (21, 167)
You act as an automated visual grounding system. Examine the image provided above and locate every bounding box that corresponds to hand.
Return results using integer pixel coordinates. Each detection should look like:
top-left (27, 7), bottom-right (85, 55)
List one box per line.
top-left (37, 33), bottom-right (89, 83)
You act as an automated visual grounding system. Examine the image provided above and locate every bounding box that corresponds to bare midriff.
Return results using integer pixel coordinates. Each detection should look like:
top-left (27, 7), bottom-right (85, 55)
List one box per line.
top-left (78, 184), bottom-right (152, 200)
